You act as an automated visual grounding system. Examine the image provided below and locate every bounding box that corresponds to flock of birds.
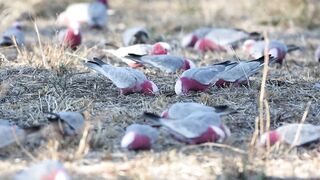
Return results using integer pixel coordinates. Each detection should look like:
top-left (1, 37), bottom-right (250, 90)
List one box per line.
top-left (0, 0), bottom-right (320, 179)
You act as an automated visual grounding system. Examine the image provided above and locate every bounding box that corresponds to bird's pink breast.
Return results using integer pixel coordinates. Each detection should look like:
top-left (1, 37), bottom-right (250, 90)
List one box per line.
top-left (63, 29), bottom-right (81, 50)
top-left (180, 77), bottom-right (210, 94)
top-left (140, 81), bottom-right (156, 96)
top-left (128, 134), bottom-right (151, 150)
top-left (151, 44), bottom-right (168, 55)
top-left (188, 127), bottom-right (218, 144)
top-left (181, 60), bottom-right (191, 71)
top-left (267, 130), bottom-right (281, 146)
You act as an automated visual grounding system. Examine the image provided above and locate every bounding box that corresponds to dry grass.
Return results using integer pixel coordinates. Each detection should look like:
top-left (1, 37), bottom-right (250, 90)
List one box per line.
top-left (0, 0), bottom-right (320, 179)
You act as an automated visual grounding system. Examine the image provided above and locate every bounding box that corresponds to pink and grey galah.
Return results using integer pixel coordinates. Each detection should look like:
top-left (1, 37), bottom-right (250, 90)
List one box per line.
top-left (143, 111), bottom-right (230, 144)
top-left (0, 119), bottom-right (41, 149)
top-left (181, 27), bottom-right (213, 48)
top-left (46, 111), bottom-right (85, 136)
top-left (315, 45), bottom-right (320, 62)
top-left (57, 0), bottom-right (108, 28)
top-left (84, 58), bottom-right (159, 95)
top-left (160, 102), bottom-right (236, 119)
top-left (174, 62), bottom-right (231, 95)
top-left (14, 160), bottom-right (70, 180)
top-left (125, 54), bottom-right (196, 73)
top-left (194, 28), bottom-right (261, 53)
top-left (243, 39), bottom-right (300, 64)
top-left (105, 42), bottom-right (171, 68)
top-left (58, 22), bottom-right (82, 50)
top-left (175, 56), bottom-right (274, 95)
top-left (122, 27), bottom-right (149, 46)
top-left (0, 22), bottom-right (25, 47)
top-left (121, 124), bottom-right (158, 150)
top-left (259, 123), bottom-right (320, 147)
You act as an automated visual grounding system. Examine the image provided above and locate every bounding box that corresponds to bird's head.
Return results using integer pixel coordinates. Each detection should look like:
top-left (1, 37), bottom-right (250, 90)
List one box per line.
top-left (140, 80), bottom-right (159, 96)
top-left (121, 132), bottom-right (151, 150)
top-left (181, 33), bottom-right (198, 48)
top-left (175, 77), bottom-right (209, 95)
top-left (182, 59), bottom-right (196, 71)
top-left (242, 39), bottom-right (256, 53)
top-left (259, 130), bottom-right (281, 146)
top-left (63, 23), bottom-right (82, 50)
top-left (151, 42), bottom-right (171, 55)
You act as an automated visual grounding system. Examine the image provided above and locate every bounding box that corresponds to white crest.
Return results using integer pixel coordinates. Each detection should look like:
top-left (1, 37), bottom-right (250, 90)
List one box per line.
top-left (150, 81), bottom-right (159, 94)
top-left (211, 126), bottom-right (225, 143)
top-left (174, 79), bottom-right (183, 95)
top-left (121, 132), bottom-right (136, 148)
top-left (186, 59), bottom-right (196, 69)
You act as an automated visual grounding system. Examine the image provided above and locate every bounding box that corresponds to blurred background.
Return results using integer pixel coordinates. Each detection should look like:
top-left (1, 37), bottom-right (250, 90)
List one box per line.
top-left (1, 0), bottom-right (320, 30)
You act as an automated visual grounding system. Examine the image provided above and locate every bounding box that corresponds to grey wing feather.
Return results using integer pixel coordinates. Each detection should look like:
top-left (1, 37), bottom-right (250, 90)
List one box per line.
top-left (107, 67), bottom-right (146, 88)
top-left (142, 55), bottom-right (184, 73)
top-left (84, 59), bottom-right (142, 88)
top-left (160, 112), bottom-right (221, 138)
top-left (168, 102), bottom-right (214, 119)
top-left (205, 28), bottom-right (249, 46)
top-left (182, 66), bottom-right (224, 85)
top-left (57, 112), bottom-right (85, 135)
top-left (278, 124), bottom-right (320, 146)
top-left (216, 57), bottom-right (265, 82)
top-left (193, 27), bottom-right (213, 38)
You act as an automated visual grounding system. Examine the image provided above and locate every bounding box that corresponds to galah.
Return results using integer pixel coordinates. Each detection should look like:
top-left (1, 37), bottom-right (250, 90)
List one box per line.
top-left (174, 56), bottom-right (274, 95)
top-left (58, 22), bottom-right (82, 50)
top-left (181, 27), bottom-right (213, 48)
top-left (213, 55), bottom-right (277, 87)
top-left (143, 112), bottom-right (230, 144)
top-left (174, 61), bottom-right (235, 95)
top-left (194, 28), bottom-right (261, 53)
top-left (0, 22), bottom-right (25, 47)
top-left (14, 160), bottom-right (70, 180)
top-left (46, 111), bottom-right (85, 136)
top-left (121, 124), bottom-right (158, 150)
top-left (161, 102), bottom-right (236, 119)
top-left (125, 54), bottom-right (196, 73)
top-left (57, 0), bottom-right (108, 28)
top-left (0, 119), bottom-right (41, 149)
top-left (84, 58), bottom-right (159, 95)
top-left (315, 45), bottom-right (320, 62)
top-left (122, 27), bottom-right (149, 46)
top-left (105, 42), bottom-right (171, 68)
top-left (259, 123), bottom-right (320, 147)
top-left (243, 39), bottom-right (300, 64)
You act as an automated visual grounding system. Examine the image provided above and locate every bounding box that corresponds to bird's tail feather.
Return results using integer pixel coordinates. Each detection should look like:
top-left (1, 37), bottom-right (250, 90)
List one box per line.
top-left (23, 125), bottom-right (43, 134)
top-left (287, 44), bottom-right (300, 52)
top-left (83, 58), bottom-right (111, 76)
top-left (142, 112), bottom-right (162, 127)
top-left (212, 105), bottom-right (238, 115)
top-left (124, 54), bottom-right (144, 63)
top-left (251, 55), bottom-right (277, 65)
top-left (0, 37), bottom-right (13, 46)
top-left (45, 112), bottom-right (76, 131)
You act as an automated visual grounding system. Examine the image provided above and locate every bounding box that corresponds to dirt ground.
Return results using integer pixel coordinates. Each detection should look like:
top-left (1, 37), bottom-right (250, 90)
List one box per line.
top-left (0, 0), bottom-right (320, 179)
